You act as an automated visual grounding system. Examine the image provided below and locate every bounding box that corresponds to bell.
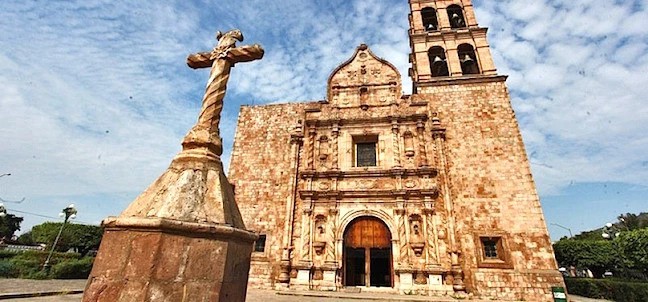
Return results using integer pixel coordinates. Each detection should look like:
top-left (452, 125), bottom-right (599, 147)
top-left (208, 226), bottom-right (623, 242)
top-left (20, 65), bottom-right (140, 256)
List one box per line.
top-left (461, 54), bottom-right (474, 63)
top-left (452, 13), bottom-right (465, 27)
top-left (433, 56), bottom-right (445, 64)
top-left (426, 23), bottom-right (436, 30)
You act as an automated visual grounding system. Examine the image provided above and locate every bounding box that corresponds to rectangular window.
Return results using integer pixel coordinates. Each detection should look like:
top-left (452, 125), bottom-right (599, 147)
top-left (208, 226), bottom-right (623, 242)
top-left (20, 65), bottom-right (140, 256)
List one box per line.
top-left (476, 235), bottom-right (512, 269)
top-left (354, 135), bottom-right (378, 167)
top-left (482, 238), bottom-right (499, 259)
top-left (254, 234), bottom-right (266, 252)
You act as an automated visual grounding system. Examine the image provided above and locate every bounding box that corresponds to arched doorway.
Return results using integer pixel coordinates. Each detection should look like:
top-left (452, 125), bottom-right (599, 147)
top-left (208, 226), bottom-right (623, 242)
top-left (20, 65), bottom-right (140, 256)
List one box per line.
top-left (343, 216), bottom-right (393, 287)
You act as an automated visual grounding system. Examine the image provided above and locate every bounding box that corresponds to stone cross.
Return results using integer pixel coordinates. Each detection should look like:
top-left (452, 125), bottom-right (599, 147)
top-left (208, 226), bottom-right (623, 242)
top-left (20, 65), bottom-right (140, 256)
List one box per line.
top-left (183, 29), bottom-right (264, 156)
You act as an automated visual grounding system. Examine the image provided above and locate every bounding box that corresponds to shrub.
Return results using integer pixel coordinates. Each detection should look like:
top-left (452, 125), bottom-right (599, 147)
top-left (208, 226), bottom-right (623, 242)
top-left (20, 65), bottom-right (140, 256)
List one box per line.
top-left (565, 277), bottom-right (648, 302)
top-left (0, 250), bottom-right (19, 260)
top-left (0, 260), bottom-right (18, 278)
top-left (50, 257), bottom-right (94, 279)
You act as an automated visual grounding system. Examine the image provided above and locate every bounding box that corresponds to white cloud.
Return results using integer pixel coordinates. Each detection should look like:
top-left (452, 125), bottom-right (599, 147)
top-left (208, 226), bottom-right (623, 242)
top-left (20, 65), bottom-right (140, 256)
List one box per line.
top-left (0, 0), bottom-right (646, 231)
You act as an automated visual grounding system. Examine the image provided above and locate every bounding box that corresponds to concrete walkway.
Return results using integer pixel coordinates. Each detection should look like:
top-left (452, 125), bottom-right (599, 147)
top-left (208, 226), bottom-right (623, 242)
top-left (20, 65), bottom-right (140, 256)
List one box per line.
top-left (0, 279), bottom-right (614, 301)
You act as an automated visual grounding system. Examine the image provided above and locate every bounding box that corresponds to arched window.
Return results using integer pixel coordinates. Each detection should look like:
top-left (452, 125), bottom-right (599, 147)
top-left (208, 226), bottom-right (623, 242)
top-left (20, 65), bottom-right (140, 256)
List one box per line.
top-left (458, 44), bottom-right (480, 75)
top-left (428, 46), bottom-right (449, 77)
top-left (421, 7), bottom-right (438, 31)
top-left (447, 5), bottom-right (466, 29)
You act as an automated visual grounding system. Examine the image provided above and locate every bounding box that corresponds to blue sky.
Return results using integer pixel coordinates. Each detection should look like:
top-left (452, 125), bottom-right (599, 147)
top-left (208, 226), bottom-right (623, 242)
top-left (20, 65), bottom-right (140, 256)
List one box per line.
top-left (0, 0), bottom-right (646, 240)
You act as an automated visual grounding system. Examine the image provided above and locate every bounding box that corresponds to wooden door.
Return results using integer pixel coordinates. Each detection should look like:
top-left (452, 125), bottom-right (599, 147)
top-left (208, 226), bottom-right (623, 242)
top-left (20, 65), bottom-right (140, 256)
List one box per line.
top-left (343, 217), bottom-right (392, 287)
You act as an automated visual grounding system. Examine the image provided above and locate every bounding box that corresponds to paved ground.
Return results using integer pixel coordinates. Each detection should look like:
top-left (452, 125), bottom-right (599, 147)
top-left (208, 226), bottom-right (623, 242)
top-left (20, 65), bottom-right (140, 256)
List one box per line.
top-left (0, 279), bottom-right (614, 301)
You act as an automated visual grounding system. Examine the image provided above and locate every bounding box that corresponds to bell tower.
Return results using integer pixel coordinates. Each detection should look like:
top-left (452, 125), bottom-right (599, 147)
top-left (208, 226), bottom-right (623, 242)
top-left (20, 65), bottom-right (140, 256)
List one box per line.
top-left (408, 0), bottom-right (497, 90)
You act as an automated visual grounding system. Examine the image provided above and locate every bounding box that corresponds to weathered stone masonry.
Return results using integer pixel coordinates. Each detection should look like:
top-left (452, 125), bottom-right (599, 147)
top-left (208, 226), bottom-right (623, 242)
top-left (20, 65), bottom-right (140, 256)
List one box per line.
top-left (229, 1), bottom-right (564, 301)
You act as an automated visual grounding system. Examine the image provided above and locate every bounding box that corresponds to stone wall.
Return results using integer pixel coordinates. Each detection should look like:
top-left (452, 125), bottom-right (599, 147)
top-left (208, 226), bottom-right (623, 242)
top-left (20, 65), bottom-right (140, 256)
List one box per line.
top-left (418, 77), bottom-right (562, 301)
top-left (228, 102), bottom-right (307, 288)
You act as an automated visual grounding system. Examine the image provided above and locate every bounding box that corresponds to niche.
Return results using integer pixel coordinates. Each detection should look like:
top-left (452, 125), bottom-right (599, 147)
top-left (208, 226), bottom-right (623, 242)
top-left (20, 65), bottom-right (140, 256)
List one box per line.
top-left (313, 215), bottom-right (327, 255)
top-left (409, 214), bottom-right (425, 257)
top-left (319, 136), bottom-right (329, 160)
top-left (403, 131), bottom-right (415, 157)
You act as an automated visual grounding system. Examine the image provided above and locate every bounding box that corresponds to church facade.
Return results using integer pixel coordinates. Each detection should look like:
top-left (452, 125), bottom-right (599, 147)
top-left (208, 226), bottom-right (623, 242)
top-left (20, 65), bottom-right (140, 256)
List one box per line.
top-left (228, 1), bottom-right (564, 301)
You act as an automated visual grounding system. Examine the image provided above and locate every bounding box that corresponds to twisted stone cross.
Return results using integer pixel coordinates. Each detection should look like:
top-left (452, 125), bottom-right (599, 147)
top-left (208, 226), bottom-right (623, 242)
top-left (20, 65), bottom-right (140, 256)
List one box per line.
top-left (183, 29), bottom-right (264, 156)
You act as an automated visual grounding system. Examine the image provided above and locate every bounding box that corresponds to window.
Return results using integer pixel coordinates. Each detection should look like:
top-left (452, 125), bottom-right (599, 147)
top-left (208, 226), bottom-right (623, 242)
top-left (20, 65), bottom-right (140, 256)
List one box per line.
top-left (428, 46), bottom-right (449, 77)
top-left (254, 234), bottom-right (267, 252)
top-left (354, 135), bottom-right (378, 167)
top-left (458, 44), bottom-right (480, 75)
top-left (447, 5), bottom-right (466, 29)
top-left (482, 238), bottom-right (499, 259)
top-left (356, 143), bottom-right (377, 167)
top-left (421, 7), bottom-right (438, 31)
top-left (476, 235), bottom-right (512, 269)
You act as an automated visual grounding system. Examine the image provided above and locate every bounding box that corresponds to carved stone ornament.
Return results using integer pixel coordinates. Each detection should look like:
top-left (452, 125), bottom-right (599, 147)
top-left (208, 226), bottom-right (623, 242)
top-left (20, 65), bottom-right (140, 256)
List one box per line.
top-left (313, 241), bottom-right (326, 255)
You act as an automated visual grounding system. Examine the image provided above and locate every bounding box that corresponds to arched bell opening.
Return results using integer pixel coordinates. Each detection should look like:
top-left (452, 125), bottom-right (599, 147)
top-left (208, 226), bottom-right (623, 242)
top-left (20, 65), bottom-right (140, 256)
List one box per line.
top-left (421, 7), bottom-right (438, 31)
top-left (428, 46), bottom-right (449, 77)
top-left (447, 5), bottom-right (466, 29)
top-left (458, 43), bottom-right (480, 75)
top-left (343, 216), bottom-right (393, 288)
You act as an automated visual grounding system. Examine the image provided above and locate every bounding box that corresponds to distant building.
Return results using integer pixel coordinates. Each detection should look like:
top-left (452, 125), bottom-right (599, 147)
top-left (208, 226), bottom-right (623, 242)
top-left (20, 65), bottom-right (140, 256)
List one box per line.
top-left (229, 1), bottom-right (563, 300)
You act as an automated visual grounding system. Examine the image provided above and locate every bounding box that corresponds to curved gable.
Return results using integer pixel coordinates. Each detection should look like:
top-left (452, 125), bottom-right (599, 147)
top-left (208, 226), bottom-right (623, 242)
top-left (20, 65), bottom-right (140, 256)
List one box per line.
top-left (327, 44), bottom-right (402, 107)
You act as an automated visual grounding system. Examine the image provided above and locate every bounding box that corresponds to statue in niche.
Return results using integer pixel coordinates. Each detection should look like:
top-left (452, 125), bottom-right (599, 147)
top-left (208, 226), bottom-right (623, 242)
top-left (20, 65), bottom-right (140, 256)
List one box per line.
top-left (409, 214), bottom-right (425, 257)
top-left (313, 215), bottom-right (327, 255)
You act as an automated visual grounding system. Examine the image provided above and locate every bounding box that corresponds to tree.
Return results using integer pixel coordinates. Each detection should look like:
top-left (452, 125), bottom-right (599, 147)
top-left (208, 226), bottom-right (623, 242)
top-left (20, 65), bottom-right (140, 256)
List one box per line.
top-left (553, 239), bottom-right (618, 278)
top-left (615, 228), bottom-right (648, 274)
top-left (618, 213), bottom-right (648, 231)
top-left (0, 214), bottom-right (23, 240)
top-left (16, 231), bottom-right (34, 245)
top-left (31, 222), bottom-right (102, 255)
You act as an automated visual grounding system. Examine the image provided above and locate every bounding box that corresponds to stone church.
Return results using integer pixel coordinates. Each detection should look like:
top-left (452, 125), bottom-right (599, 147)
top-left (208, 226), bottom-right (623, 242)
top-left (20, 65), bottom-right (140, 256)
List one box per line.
top-left (228, 0), bottom-right (564, 300)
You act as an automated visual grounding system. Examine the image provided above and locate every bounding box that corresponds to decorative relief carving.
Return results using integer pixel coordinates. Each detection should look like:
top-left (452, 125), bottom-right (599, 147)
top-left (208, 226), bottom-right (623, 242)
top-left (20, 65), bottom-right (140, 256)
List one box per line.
top-left (396, 209), bottom-right (409, 264)
top-left (403, 131), bottom-right (415, 157)
top-left (318, 135), bottom-right (329, 160)
top-left (404, 179), bottom-right (418, 189)
top-left (317, 181), bottom-right (330, 191)
top-left (326, 209), bottom-right (337, 262)
top-left (409, 214), bottom-right (425, 257)
top-left (313, 215), bottom-right (329, 256)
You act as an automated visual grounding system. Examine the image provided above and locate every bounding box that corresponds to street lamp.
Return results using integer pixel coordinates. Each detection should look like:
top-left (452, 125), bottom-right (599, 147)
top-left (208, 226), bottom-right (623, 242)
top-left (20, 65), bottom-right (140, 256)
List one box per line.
top-left (550, 223), bottom-right (573, 238)
top-left (42, 204), bottom-right (78, 272)
top-left (0, 173), bottom-right (25, 203)
top-left (602, 222), bottom-right (621, 240)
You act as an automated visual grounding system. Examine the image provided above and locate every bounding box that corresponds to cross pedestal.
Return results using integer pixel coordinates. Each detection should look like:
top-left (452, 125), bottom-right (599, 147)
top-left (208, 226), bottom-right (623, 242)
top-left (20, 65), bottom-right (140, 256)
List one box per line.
top-left (83, 29), bottom-right (263, 302)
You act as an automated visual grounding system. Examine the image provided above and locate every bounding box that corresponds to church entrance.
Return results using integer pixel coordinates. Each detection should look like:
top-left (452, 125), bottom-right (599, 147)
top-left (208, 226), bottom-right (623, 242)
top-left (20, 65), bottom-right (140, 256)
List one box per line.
top-left (343, 216), bottom-right (392, 287)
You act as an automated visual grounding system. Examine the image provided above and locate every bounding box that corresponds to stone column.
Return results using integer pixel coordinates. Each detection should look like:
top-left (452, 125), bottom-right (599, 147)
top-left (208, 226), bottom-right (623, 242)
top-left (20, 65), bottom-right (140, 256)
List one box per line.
top-left (278, 123), bottom-right (304, 284)
top-left (331, 122), bottom-right (340, 170)
top-left (391, 119), bottom-right (402, 168)
top-left (431, 116), bottom-right (466, 295)
top-left (293, 200), bottom-right (313, 290)
top-left (307, 125), bottom-right (316, 170)
top-left (417, 119), bottom-right (429, 167)
top-left (321, 208), bottom-right (338, 291)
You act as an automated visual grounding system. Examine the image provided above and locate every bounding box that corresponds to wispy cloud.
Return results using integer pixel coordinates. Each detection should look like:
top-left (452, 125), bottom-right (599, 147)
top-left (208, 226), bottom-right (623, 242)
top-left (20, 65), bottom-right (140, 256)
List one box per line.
top-left (0, 0), bottom-right (646, 232)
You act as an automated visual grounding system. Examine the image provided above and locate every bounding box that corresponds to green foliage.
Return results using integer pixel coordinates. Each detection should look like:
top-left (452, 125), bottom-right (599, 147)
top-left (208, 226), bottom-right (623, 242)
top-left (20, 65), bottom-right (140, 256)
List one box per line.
top-left (0, 214), bottom-right (23, 239)
top-left (553, 239), bottom-right (618, 278)
top-left (618, 212), bottom-right (648, 231)
top-left (0, 250), bottom-right (20, 260)
top-left (565, 277), bottom-right (648, 302)
top-left (31, 222), bottom-right (102, 255)
top-left (615, 228), bottom-right (648, 273)
top-left (572, 229), bottom-right (605, 241)
top-left (16, 231), bottom-right (34, 245)
top-left (50, 257), bottom-right (94, 279)
top-left (0, 260), bottom-right (18, 278)
top-left (0, 251), bottom-right (83, 279)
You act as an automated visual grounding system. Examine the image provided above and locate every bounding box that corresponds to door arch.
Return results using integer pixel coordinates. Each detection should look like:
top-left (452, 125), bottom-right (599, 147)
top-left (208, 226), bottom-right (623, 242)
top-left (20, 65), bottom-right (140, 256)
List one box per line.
top-left (343, 216), bottom-right (393, 287)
